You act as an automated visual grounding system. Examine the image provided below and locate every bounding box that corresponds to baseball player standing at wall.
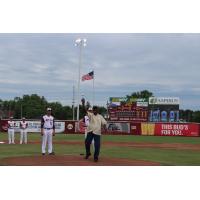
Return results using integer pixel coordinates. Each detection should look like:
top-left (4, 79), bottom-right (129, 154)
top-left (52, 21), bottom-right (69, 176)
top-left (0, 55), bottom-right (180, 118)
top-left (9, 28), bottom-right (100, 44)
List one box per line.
top-left (41, 108), bottom-right (55, 155)
top-left (20, 117), bottom-right (28, 144)
top-left (7, 116), bottom-right (15, 144)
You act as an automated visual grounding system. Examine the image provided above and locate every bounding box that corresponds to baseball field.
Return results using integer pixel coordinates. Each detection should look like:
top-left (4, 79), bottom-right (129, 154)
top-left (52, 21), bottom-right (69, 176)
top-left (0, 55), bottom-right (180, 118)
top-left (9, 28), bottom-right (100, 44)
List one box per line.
top-left (1, 133), bottom-right (200, 166)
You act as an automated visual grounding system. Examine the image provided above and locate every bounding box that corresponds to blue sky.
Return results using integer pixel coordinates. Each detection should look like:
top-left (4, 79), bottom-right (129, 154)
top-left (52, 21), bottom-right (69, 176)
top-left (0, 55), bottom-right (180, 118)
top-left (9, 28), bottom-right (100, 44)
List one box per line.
top-left (0, 33), bottom-right (199, 110)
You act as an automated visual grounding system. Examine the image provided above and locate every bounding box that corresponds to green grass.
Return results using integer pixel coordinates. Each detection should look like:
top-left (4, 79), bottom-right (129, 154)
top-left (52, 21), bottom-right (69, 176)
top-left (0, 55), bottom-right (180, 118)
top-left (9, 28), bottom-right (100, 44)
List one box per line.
top-left (1, 132), bottom-right (200, 165)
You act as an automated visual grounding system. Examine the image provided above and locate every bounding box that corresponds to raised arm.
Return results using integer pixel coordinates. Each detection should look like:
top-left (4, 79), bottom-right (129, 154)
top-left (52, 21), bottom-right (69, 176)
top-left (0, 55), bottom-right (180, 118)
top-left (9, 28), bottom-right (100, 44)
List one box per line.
top-left (81, 98), bottom-right (87, 115)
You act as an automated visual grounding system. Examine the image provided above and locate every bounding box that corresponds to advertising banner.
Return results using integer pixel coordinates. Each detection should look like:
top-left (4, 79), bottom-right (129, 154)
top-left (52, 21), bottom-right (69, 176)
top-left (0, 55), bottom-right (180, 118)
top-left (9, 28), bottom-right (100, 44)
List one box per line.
top-left (65, 121), bottom-right (76, 133)
top-left (141, 123), bottom-right (155, 136)
top-left (110, 97), bottom-right (127, 102)
top-left (0, 120), bottom-right (65, 133)
top-left (130, 123), bottom-right (141, 135)
top-left (107, 122), bottom-right (130, 134)
top-left (154, 123), bottom-right (199, 137)
top-left (149, 97), bottom-right (180, 105)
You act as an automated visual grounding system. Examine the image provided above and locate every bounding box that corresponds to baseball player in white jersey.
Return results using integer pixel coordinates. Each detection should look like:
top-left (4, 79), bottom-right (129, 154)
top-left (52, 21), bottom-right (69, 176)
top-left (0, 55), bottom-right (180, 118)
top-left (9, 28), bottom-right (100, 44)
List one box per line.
top-left (20, 117), bottom-right (28, 144)
top-left (7, 117), bottom-right (15, 144)
top-left (41, 108), bottom-right (55, 155)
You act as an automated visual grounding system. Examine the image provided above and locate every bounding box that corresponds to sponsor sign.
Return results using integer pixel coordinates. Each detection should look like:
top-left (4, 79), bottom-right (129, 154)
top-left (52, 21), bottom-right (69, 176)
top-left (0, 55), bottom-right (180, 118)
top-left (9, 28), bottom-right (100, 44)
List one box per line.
top-left (110, 102), bottom-right (121, 106)
top-left (107, 122), bottom-right (130, 133)
top-left (149, 97), bottom-right (180, 105)
top-left (110, 97), bottom-right (127, 103)
top-left (130, 123), bottom-right (141, 135)
top-left (0, 120), bottom-right (65, 133)
top-left (155, 123), bottom-right (199, 137)
top-left (64, 121), bottom-right (76, 133)
top-left (141, 123), bottom-right (155, 136)
top-left (137, 102), bottom-right (148, 107)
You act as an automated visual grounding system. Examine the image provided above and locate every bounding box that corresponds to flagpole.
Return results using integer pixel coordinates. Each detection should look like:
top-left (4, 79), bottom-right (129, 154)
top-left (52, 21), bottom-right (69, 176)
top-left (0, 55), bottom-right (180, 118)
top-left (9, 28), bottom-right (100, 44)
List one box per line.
top-left (75, 38), bottom-right (86, 132)
top-left (92, 70), bottom-right (95, 106)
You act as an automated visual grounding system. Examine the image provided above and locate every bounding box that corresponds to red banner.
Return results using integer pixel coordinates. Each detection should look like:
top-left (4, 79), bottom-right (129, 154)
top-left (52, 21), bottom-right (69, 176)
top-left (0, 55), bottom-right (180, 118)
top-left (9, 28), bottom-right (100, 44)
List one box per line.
top-left (65, 121), bottom-right (76, 133)
top-left (0, 120), bottom-right (8, 132)
top-left (155, 123), bottom-right (199, 137)
top-left (130, 123), bottom-right (141, 135)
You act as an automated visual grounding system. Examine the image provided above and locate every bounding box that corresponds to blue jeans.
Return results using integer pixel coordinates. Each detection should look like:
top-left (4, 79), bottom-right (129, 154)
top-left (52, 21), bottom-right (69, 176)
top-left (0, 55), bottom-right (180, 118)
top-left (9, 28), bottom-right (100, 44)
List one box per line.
top-left (85, 132), bottom-right (101, 159)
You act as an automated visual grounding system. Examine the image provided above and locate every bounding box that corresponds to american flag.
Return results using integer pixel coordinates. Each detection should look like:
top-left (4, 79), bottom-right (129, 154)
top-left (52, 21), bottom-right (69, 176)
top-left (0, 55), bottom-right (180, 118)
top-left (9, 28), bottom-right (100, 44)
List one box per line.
top-left (82, 71), bottom-right (94, 81)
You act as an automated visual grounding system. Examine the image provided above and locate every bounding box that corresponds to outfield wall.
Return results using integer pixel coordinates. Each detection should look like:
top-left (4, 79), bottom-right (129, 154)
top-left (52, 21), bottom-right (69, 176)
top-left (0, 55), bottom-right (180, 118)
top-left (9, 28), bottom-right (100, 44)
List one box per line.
top-left (0, 119), bottom-right (199, 137)
top-left (110, 121), bottom-right (200, 137)
top-left (0, 119), bottom-right (66, 133)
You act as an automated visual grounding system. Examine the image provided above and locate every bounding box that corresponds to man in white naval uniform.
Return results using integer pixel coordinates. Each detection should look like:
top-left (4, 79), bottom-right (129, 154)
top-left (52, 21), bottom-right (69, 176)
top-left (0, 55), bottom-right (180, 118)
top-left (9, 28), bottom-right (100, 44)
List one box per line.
top-left (20, 117), bottom-right (28, 144)
top-left (41, 108), bottom-right (55, 155)
top-left (7, 116), bottom-right (15, 144)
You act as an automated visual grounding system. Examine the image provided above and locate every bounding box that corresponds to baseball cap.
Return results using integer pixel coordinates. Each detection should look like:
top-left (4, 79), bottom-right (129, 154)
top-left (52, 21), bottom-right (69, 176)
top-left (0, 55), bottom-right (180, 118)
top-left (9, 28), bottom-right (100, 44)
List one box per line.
top-left (47, 107), bottom-right (52, 111)
top-left (88, 107), bottom-right (92, 111)
top-left (22, 117), bottom-right (26, 120)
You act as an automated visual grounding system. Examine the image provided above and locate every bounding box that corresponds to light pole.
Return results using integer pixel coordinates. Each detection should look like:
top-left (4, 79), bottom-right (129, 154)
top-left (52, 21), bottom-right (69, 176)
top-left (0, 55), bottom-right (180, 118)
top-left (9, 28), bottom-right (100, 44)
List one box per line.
top-left (20, 103), bottom-right (23, 119)
top-left (72, 85), bottom-right (75, 121)
top-left (75, 38), bottom-right (87, 131)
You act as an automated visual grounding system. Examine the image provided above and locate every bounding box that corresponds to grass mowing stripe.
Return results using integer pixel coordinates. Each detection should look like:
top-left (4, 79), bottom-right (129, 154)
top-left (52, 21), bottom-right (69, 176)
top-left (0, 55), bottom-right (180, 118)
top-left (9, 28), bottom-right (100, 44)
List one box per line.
top-left (1, 133), bottom-right (200, 166)
top-left (1, 133), bottom-right (200, 144)
top-left (101, 146), bottom-right (200, 166)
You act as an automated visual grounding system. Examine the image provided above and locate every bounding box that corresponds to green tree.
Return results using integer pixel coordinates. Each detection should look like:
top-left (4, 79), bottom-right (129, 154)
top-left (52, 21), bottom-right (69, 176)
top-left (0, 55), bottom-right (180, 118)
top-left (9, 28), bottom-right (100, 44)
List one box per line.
top-left (126, 90), bottom-right (154, 101)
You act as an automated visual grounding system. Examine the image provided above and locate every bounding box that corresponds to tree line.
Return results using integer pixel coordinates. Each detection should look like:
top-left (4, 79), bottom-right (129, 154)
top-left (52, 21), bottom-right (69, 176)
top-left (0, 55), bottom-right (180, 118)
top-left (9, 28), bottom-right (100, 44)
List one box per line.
top-left (0, 91), bottom-right (199, 122)
top-left (0, 94), bottom-right (107, 120)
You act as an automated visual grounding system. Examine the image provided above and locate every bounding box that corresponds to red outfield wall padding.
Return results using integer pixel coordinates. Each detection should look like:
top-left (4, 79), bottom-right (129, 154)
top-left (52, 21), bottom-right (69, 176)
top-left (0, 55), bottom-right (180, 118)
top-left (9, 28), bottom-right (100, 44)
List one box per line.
top-left (154, 123), bottom-right (200, 137)
top-left (130, 123), bottom-right (141, 135)
top-left (1, 119), bottom-right (200, 136)
top-left (65, 121), bottom-right (76, 133)
top-left (0, 120), bottom-right (8, 132)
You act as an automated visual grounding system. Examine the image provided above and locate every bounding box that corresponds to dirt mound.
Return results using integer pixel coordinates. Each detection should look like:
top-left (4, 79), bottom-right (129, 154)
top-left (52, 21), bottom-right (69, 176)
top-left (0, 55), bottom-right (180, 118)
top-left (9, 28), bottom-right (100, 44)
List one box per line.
top-left (2, 155), bottom-right (160, 166)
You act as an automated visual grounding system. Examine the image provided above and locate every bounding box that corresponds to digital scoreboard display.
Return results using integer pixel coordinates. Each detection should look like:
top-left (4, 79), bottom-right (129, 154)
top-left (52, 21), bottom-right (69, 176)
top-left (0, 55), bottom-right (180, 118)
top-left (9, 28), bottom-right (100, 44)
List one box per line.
top-left (108, 102), bottom-right (148, 122)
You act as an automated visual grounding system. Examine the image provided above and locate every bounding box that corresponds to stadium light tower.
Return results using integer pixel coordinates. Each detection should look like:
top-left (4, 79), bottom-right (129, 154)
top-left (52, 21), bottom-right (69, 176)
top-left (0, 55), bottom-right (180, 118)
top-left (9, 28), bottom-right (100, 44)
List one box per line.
top-left (75, 38), bottom-right (87, 130)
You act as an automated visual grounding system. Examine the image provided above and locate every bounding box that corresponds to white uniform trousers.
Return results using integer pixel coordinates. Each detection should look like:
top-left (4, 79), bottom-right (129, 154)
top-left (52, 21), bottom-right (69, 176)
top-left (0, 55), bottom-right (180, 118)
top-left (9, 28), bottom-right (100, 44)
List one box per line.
top-left (20, 129), bottom-right (28, 144)
top-left (42, 129), bottom-right (53, 154)
top-left (8, 128), bottom-right (15, 144)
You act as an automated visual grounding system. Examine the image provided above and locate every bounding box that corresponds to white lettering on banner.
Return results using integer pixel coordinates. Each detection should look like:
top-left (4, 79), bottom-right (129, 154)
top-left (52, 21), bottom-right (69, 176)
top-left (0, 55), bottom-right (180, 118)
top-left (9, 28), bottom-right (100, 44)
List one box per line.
top-left (162, 124), bottom-right (173, 129)
top-left (161, 124), bottom-right (189, 136)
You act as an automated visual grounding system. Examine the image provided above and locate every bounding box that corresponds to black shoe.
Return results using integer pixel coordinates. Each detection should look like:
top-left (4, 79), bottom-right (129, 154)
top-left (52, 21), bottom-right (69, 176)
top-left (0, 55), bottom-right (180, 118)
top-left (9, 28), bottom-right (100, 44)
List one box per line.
top-left (84, 153), bottom-right (91, 159)
top-left (94, 158), bottom-right (98, 162)
top-left (49, 152), bottom-right (55, 155)
top-left (42, 153), bottom-right (45, 156)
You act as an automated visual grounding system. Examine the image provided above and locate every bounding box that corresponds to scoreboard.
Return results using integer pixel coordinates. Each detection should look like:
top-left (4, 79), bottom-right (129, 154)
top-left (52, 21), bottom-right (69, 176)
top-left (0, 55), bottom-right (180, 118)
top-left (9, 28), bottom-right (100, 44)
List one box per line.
top-left (108, 102), bottom-right (148, 122)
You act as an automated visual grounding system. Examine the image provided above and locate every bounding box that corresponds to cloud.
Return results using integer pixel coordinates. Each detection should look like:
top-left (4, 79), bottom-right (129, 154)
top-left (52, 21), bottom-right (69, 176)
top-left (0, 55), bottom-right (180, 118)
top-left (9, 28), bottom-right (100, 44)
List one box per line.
top-left (0, 33), bottom-right (199, 110)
